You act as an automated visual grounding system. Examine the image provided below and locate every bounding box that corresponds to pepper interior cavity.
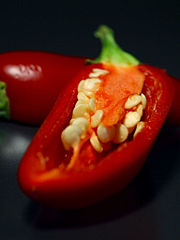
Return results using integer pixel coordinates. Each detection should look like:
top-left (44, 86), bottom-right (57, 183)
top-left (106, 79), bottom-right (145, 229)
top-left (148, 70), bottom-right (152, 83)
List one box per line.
top-left (61, 66), bottom-right (146, 168)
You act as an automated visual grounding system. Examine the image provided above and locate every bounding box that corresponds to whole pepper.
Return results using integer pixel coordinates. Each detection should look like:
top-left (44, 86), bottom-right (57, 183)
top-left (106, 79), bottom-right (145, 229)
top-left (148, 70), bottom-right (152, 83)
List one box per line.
top-left (0, 51), bottom-right (85, 124)
top-left (0, 53), bottom-right (179, 125)
top-left (18, 26), bottom-right (174, 209)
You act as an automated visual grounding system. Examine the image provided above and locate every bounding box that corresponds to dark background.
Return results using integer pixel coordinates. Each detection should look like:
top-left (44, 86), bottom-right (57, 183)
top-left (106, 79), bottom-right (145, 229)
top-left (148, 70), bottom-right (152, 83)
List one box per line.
top-left (0, 0), bottom-right (180, 239)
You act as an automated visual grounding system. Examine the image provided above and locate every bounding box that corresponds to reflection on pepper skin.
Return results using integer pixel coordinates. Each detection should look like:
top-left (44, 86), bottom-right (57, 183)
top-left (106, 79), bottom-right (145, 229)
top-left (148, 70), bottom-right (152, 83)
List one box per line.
top-left (0, 122), bottom-right (37, 164)
top-left (2, 135), bottom-right (30, 158)
top-left (4, 64), bottom-right (42, 82)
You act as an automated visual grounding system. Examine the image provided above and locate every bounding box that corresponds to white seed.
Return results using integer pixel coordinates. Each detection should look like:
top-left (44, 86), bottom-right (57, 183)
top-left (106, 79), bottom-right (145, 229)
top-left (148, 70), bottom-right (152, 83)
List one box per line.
top-left (93, 68), bottom-right (109, 75)
top-left (72, 104), bottom-right (89, 118)
top-left (133, 121), bottom-right (145, 138)
top-left (97, 123), bottom-right (115, 143)
top-left (124, 111), bottom-right (141, 128)
top-left (72, 117), bottom-right (89, 136)
top-left (124, 94), bottom-right (142, 109)
top-left (84, 112), bottom-right (90, 119)
top-left (91, 110), bottom-right (103, 128)
top-left (136, 104), bottom-right (143, 118)
top-left (89, 72), bottom-right (102, 78)
top-left (113, 124), bottom-right (129, 143)
top-left (61, 125), bottom-right (82, 150)
top-left (90, 135), bottom-right (103, 152)
top-left (77, 92), bottom-right (89, 104)
top-left (141, 93), bottom-right (147, 109)
top-left (75, 100), bottom-right (84, 107)
top-left (69, 118), bottom-right (75, 124)
top-left (78, 80), bottom-right (85, 92)
top-left (89, 98), bottom-right (96, 113)
top-left (83, 78), bottom-right (101, 92)
top-left (82, 90), bottom-right (94, 98)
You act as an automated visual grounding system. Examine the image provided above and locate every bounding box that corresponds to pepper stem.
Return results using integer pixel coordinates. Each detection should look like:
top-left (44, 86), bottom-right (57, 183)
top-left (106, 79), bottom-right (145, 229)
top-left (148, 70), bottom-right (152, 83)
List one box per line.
top-left (87, 25), bottom-right (140, 66)
top-left (0, 81), bottom-right (10, 119)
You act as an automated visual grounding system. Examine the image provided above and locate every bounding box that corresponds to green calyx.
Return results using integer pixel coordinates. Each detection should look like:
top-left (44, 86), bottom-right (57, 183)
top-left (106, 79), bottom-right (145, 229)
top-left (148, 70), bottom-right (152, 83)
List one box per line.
top-left (87, 25), bottom-right (140, 66)
top-left (0, 81), bottom-right (10, 119)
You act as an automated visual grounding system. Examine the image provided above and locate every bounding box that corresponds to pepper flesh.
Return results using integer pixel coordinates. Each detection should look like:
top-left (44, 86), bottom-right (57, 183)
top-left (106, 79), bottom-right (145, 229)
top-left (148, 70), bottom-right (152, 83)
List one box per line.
top-left (18, 26), bottom-right (174, 209)
top-left (95, 65), bottom-right (144, 126)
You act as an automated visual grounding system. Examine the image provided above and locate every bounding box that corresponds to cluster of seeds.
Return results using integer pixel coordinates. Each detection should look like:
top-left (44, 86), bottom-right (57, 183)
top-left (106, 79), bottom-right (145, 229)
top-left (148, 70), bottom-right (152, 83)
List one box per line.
top-left (89, 92), bottom-right (146, 152)
top-left (61, 68), bottom-right (108, 151)
top-left (61, 68), bottom-right (146, 154)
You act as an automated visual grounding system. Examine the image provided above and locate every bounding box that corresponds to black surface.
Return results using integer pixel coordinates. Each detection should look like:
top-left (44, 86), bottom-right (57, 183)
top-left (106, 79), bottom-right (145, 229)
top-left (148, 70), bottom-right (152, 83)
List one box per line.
top-left (0, 1), bottom-right (180, 239)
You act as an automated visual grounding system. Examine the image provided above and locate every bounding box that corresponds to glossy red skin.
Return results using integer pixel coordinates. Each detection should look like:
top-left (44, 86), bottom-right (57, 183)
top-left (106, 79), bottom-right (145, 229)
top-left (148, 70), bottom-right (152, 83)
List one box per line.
top-left (166, 76), bottom-right (180, 125)
top-left (0, 51), bottom-right (179, 125)
top-left (0, 51), bottom-right (86, 125)
top-left (18, 64), bottom-right (174, 209)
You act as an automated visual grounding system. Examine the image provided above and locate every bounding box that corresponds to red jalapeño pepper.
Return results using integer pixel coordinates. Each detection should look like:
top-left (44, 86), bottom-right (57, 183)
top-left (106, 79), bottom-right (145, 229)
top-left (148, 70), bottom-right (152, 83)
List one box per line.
top-left (0, 52), bottom-right (179, 125)
top-left (18, 26), bottom-right (174, 209)
top-left (0, 51), bottom-right (85, 124)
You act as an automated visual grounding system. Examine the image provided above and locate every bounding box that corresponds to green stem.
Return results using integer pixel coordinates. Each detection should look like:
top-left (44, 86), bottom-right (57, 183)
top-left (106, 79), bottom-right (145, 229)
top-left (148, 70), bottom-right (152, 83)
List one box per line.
top-left (0, 81), bottom-right (10, 119)
top-left (87, 25), bottom-right (140, 66)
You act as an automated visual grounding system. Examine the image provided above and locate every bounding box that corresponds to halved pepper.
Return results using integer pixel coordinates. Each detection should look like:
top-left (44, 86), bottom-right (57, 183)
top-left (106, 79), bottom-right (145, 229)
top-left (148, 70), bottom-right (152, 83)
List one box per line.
top-left (18, 26), bottom-right (174, 209)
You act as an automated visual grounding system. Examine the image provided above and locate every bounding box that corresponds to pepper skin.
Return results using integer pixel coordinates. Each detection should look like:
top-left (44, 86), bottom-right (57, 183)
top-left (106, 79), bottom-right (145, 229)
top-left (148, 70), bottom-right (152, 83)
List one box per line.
top-left (0, 51), bottom-right (179, 125)
top-left (166, 76), bottom-right (180, 125)
top-left (0, 51), bottom-right (85, 125)
top-left (18, 26), bottom-right (174, 209)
